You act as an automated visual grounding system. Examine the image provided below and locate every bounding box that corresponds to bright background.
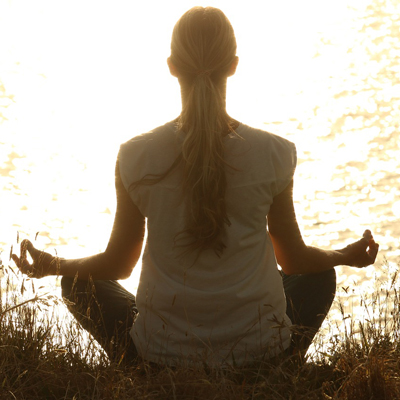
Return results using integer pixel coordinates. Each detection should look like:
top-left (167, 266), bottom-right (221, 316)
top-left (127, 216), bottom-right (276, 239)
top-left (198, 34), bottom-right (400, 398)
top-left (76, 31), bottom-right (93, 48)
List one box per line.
top-left (1, 0), bottom-right (399, 306)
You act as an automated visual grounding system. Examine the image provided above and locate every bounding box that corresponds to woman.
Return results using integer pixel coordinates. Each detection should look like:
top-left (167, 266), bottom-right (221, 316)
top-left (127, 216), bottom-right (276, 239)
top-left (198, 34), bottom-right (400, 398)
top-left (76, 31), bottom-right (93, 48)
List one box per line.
top-left (13, 7), bottom-right (379, 366)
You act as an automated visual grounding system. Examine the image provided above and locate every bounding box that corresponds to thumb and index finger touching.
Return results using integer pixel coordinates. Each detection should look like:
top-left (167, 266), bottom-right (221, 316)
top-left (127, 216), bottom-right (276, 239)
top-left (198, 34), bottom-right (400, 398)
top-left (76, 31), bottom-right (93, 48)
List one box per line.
top-left (11, 239), bottom-right (60, 279)
top-left (8, 230), bottom-right (382, 276)
top-left (359, 229), bottom-right (379, 265)
top-left (11, 240), bottom-right (40, 270)
top-left (340, 229), bottom-right (379, 268)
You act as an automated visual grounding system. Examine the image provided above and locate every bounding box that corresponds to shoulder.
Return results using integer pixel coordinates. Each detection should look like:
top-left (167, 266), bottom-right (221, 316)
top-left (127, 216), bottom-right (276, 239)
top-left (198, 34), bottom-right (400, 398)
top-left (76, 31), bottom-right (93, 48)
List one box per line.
top-left (235, 124), bottom-right (297, 195)
top-left (237, 123), bottom-right (294, 146)
top-left (121, 121), bottom-right (177, 150)
top-left (119, 121), bottom-right (177, 159)
top-left (118, 121), bottom-right (180, 180)
top-left (236, 123), bottom-right (296, 160)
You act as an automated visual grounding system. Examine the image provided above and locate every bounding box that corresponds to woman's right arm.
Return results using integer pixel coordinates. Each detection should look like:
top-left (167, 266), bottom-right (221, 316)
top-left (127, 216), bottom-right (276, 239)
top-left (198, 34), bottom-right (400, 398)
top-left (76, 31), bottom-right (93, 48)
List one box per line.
top-left (267, 179), bottom-right (379, 275)
top-left (12, 161), bottom-right (145, 280)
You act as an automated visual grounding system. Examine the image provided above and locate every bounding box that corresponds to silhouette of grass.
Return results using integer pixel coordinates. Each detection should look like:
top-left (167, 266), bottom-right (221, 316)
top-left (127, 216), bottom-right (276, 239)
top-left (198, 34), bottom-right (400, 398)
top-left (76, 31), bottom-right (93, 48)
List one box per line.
top-left (1, 256), bottom-right (400, 399)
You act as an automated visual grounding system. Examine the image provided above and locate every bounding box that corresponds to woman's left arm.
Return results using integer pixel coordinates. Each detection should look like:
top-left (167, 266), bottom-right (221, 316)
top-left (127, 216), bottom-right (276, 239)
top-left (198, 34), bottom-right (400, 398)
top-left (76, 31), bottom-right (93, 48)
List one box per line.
top-left (268, 179), bottom-right (379, 275)
top-left (12, 160), bottom-right (145, 280)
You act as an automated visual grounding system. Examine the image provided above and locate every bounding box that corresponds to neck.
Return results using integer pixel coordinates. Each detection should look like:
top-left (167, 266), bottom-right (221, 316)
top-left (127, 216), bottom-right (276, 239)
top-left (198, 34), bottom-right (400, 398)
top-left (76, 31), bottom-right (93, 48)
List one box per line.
top-left (177, 78), bottom-right (239, 134)
top-left (178, 77), bottom-right (228, 109)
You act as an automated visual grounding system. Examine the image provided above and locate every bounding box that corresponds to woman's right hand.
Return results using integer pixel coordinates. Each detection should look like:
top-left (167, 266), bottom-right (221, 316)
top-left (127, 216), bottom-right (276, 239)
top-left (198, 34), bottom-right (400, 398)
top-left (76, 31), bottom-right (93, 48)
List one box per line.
top-left (11, 239), bottom-right (59, 278)
top-left (338, 230), bottom-right (379, 268)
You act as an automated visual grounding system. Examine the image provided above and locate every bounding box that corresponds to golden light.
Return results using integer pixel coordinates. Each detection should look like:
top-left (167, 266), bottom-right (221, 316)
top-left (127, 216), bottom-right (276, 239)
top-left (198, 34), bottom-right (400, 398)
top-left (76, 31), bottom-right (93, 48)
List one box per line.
top-left (1, 0), bottom-right (399, 305)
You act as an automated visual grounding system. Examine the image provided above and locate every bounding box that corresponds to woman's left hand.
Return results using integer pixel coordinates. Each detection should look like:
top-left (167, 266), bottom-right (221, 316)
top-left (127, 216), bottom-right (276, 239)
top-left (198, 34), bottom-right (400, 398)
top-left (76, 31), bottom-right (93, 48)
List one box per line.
top-left (12, 240), bottom-right (59, 278)
top-left (337, 230), bottom-right (379, 268)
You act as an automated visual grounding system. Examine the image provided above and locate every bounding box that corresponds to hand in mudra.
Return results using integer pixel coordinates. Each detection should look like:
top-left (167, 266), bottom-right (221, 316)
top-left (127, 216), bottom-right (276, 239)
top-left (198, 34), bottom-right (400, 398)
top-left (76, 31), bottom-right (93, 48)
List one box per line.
top-left (338, 230), bottom-right (379, 268)
top-left (12, 240), bottom-right (60, 278)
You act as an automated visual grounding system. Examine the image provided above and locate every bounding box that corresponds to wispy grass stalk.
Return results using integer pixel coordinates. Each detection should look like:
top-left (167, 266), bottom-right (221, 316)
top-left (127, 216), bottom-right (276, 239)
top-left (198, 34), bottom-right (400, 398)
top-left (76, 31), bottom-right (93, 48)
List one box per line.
top-left (1, 256), bottom-right (400, 399)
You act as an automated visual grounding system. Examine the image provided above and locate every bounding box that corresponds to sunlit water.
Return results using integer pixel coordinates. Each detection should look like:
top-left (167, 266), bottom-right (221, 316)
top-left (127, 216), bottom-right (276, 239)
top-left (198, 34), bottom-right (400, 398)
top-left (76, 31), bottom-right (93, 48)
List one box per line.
top-left (1, 0), bottom-right (400, 340)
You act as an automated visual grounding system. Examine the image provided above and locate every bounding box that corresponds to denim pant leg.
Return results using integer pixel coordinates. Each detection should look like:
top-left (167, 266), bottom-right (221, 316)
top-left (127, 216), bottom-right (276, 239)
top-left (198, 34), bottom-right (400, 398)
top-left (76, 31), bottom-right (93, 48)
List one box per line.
top-left (61, 277), bottom-right (138, 364)
top-left (282, 268), bottom-right (336, 354)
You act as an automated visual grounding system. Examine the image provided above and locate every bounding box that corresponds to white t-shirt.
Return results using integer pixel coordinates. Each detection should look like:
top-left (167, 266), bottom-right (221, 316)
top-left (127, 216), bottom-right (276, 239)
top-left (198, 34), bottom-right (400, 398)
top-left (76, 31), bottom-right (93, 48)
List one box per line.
top-left (118, 121), bottom-right (297, 365)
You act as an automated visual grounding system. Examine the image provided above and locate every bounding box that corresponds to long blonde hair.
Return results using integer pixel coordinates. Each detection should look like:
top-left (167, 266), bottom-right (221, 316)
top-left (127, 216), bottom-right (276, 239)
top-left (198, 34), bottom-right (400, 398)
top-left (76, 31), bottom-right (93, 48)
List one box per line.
top-left (171, 7), bottom-right (237, 257)
top-left (135, 7), bottom-right (237, 256)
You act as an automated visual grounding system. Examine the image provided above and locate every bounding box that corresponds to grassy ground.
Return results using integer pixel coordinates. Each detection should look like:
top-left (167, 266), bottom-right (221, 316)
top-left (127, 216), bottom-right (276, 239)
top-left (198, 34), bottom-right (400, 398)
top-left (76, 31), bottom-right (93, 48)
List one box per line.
top-left (1, 259), bottom-right (400, 399)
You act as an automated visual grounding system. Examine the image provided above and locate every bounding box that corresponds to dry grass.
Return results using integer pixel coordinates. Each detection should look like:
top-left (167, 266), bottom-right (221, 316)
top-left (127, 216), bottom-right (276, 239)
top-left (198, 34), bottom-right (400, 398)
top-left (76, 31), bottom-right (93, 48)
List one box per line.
top-left (1, 258), bottom-right (400, 399)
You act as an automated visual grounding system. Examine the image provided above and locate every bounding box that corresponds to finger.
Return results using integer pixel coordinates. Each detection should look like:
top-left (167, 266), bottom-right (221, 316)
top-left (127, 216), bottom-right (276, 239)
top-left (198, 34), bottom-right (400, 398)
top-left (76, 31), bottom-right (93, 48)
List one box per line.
top-left (367, 241), bottom-right (379, 261)
top-left (27, 241), bottom-right (40, 259)
top-left (11, 254), bottom-right (20, 267)
top-left (20, 240), bottom-right (40, 261)
top-left (12, 254), bottom-right (31, 275)
top-left (363, 229), bottom-right (373, 241)
top-left (354, 237), bottom-right (369, 250)
top-left (12, 254), bottom-right (29, 272)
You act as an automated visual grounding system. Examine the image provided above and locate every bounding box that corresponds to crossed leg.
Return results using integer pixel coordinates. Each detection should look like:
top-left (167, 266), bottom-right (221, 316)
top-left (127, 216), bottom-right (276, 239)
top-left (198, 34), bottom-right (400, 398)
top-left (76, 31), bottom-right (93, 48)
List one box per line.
top-left (61, 277), bottom-right (138, 364)
top-left (283, 268), bottom-right (337, 358)
top-left (61, 269), bottom-right (336, 365)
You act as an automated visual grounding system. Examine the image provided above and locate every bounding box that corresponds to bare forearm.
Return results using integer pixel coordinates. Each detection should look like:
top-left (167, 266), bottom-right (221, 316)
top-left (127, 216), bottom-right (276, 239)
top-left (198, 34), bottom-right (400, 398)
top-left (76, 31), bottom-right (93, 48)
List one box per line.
top-left (59, 252), bottom-right (132, 281)
top-left (275, 238), bottom-right (377, 275)
top-left (273, 240), bottom-right (342, 275)
top-left (282, 246), bottom-right (345, 275)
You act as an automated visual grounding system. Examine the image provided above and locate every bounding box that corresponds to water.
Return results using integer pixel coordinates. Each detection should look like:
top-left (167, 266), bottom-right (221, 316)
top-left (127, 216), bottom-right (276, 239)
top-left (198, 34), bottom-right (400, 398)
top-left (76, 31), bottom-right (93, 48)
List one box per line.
top-left (1, 0), bottom-right (399, 321)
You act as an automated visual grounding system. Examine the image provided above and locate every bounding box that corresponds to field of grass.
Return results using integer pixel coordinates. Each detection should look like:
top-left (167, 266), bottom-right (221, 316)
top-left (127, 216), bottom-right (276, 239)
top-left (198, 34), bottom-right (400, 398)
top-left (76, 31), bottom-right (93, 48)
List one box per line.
top-left (1, 257), bottom-right (400, 400)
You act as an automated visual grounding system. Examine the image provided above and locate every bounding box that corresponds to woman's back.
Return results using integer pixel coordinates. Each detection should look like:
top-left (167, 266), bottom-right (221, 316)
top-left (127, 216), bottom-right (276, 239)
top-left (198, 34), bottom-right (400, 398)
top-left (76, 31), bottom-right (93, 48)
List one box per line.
top-left (118, 121), bottom-right (296, 364)
top-left (13, 5), bottom-right (378, 369)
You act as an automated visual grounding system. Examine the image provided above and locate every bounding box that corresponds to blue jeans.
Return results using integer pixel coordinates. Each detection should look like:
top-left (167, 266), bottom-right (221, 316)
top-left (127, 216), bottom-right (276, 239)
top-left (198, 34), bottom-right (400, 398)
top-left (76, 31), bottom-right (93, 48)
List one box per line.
top-left (61, 278), bottom-right (138, 364)
top-left (282, 268), bottom-right (336, 356)
top-left (61, 268), bottom-right (336, 363)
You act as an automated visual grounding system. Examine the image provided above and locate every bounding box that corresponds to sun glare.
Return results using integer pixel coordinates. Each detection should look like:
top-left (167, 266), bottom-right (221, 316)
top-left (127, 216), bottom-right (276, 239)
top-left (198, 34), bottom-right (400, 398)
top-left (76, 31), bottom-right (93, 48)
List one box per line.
top-left (1, 0), bottom-right (399, 298)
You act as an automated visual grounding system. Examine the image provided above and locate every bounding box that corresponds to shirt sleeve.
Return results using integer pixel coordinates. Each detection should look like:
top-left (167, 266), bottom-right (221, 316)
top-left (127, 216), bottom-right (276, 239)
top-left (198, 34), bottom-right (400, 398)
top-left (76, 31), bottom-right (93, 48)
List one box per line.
top-left (117, 136), bottom-right (149, 207)
top-left (269, 135), bottom-right (297, 198)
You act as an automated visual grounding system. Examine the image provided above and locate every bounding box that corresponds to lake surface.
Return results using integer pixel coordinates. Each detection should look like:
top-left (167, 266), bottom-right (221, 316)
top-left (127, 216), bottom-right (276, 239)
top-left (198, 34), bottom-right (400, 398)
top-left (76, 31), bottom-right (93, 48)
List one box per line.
top-left (1, 0), bottom-right (399, 328)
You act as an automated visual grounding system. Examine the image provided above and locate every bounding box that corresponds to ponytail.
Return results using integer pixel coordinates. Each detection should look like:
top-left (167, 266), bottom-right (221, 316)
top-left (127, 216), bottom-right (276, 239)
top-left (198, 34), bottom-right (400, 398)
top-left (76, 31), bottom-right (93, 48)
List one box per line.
top-left (177, 71), bottom-right (231, 256)
top-left (171, 7), bottom-right (237, 256)
top-left (134, 7), bottom-right (237, 256)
